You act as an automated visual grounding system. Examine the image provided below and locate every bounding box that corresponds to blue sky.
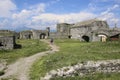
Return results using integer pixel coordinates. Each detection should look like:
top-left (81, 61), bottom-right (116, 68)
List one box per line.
top-left (0, 0), bottom-right (120, 31)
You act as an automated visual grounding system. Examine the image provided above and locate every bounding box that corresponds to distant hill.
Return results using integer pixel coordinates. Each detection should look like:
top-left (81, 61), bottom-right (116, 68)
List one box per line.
top-left (0, 26), bottom-right (33, 32)
top-left (0, 26), bottom-right (56, 32)
top-left (14, 26), bottom-right (33, 32)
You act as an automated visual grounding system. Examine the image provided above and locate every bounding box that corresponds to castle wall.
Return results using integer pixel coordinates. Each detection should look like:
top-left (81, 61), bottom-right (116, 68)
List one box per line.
top-left (70, 20), bottom-right (110, 42)
top-left (50, 32), bottom-right (69, 39)
top-left (20, 28), bottom-right (50, 39)
top-left (70, 26), bottom-right (91, 40)
top-left (0, 30), bottom-right (19, 39)
top-left (20, 31), bottom-right (33, 39)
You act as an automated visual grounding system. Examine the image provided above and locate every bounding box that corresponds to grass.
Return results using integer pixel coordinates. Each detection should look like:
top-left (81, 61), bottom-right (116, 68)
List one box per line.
top-left (30, 39), bottom-right (120, 80)
top-left (0, 39), bottom-right (49, 64)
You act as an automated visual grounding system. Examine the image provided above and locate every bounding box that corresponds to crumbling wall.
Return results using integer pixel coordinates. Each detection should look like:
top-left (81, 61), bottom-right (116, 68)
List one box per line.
top-left (70, 20), bottom-right (110, 41)
top-left (41, 59), bottom-right (120, 80)
top-left (20, 31), bottom-right (33, 39)
top-left (0, 36), bottom-right (15, 50)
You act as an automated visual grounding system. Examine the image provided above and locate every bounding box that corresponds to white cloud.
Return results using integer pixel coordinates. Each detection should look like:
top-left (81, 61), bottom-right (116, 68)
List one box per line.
top-left (99, 4), bottom-right (120, 27)
top-left (29, 3), bottom-right (46, 14)
top-left (0, 19), bottom-right (11, 29)
top-left (88, 0), bottom-right (120, 27)
top-left (12, 3), bottom-right (46, 19)
top-left (32, 12), bottom-right (96, 23)
top-left (0, 0), bottom-right (120, 31)
top-left (11, 3), bottom-right (46, 28)
top-left (0, 0), bottom-right (17, 18)
top-left (47, 0), bottom-right (61, 6)
top-left (30, 12), bottom-right (96, 29)
top-left (101, 4), bottom-right (119, 15)
top-left (13, 9), bottom-right (31, 19)
top-left (9, 1), bottom-right (96, 30)
top-left (99, 12), bottom-right (120, 27)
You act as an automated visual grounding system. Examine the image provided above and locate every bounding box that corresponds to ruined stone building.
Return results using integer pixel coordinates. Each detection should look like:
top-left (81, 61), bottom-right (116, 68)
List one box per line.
top-left (18, 19), bottom-right (120, 42)
top-left (0, 30), bottom-right (15, 50)
top-left (50, 23), bottom-right (74, 38)
top-left (71, 19), bottom-right (120, 42)
top-left (70, 19), bottom-right (110, 42)
top-left (20, 27), bottom-right (50, 39)
top-left (0, 30), bottom-right (20, 50)
top-left (50, 19), bottom-right (120, 42)
top-left (0, 19), bottom-right (120, 43)
top-left (0, 36), bottom-right (16, 50)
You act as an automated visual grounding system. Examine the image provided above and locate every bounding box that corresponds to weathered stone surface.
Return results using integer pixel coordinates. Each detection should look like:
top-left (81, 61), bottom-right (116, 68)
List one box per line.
top-left (41, 59), bottom-right (120, 80)
top-left (0, 60), bottom-right (7, 76)
top-left (20, 27), bottom-right (50, 39)
top-left (50, 19), bottom-right (120, 41)
top-left (0, 36), bottom-right (16, 50)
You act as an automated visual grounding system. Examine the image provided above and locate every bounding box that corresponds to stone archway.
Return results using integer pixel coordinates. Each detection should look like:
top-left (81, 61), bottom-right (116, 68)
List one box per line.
top-left (68, 35), bottom-right (72, 39)
top-left (28, 34), bottom-right (32, 39)
top-left (82, 35), bottom-right (90, 42)
top-left (40, 33), bottom-right (46, 39)
top-left (0, 42), bottom-right (3, 46)
top-left (98, 34), bottom-right (107, 42)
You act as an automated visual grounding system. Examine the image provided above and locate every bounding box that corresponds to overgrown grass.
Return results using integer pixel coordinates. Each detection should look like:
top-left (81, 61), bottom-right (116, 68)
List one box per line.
top-left (0, 39), bottom-right (49, 64)
top-left (30, 39), bottom-right (120, 80)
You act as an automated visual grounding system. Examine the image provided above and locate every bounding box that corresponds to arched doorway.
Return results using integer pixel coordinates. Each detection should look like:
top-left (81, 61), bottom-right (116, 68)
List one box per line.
top-left (0, 42), bottom-right (3, 46)
top-left (82, 35), bottom-right (90, 42)
top-left (40, 33), bottom-right (46, 39)
top-left (28, 34), bottom-right (32, 39)
top-left (68, 35), bottom-right (72, 39)
top-left (98, 34), bottom-right (107, 42)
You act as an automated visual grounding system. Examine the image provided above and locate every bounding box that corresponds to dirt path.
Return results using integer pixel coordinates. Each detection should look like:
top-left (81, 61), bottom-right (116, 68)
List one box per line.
top-left (0, 40), bottom-right (59, 80)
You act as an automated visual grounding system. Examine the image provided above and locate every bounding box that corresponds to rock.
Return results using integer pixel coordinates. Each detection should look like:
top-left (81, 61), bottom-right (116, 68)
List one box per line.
top-left (49, 70), bottom-right (57, 77)
top-left (41, 59), bottom-right (120, 80)
top-left (43, 73), bottom-right (52, 80)
top-left (0, 60), bottom-right (7, 76)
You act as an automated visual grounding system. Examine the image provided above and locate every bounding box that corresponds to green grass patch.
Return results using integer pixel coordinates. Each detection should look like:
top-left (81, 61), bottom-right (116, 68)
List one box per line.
top-left (30, 39), bottom-right (120, 80)
top-left (0, 39), bottom-right (49, 64)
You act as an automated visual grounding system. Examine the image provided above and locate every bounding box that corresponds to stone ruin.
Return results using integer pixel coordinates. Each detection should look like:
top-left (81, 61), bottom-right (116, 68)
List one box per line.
top-left (1, 19), bottom-right (119, 42)
top-left (51, 19), bottom-right (120, 42)
top-left (0, 30), bottom-right (21, 50)
top-left (20, 27), bottom-right (50, 39)
top-left (50, 23), bottom-right (74, 39)
top-left (41, 59), bottom-right (120, 80)
top-left (0, 36), bottom-right (16, 50)
top-left (0, 19), bottom-right (120, 50)
top-left (70, 19), bottom-right (120, 42)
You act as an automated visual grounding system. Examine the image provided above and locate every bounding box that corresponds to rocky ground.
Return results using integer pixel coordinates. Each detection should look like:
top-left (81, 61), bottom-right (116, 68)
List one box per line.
top-left (41, 59), bottom-right (120, 80)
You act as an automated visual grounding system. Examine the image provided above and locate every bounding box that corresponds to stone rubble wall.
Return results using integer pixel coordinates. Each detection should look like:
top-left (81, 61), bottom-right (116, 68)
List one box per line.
top-left (0, 36), bottom-right (15, 50)
top-left (41, 59), bottom-right (120, 80)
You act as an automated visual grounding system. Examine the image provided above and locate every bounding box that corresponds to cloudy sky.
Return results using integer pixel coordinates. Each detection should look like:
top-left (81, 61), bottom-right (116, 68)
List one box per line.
top-left (0, 0), bottom-right (120, 31)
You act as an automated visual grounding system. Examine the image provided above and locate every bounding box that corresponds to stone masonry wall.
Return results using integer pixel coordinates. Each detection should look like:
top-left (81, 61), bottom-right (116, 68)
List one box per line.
top-left (41, 59), bottom-right (120, 80)
top-left (0, 36), bottom-right (15, 50)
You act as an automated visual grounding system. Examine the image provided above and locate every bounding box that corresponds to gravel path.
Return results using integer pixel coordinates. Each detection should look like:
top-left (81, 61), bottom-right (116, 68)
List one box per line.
top-left (0, 40), bottom-right (59, 80)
